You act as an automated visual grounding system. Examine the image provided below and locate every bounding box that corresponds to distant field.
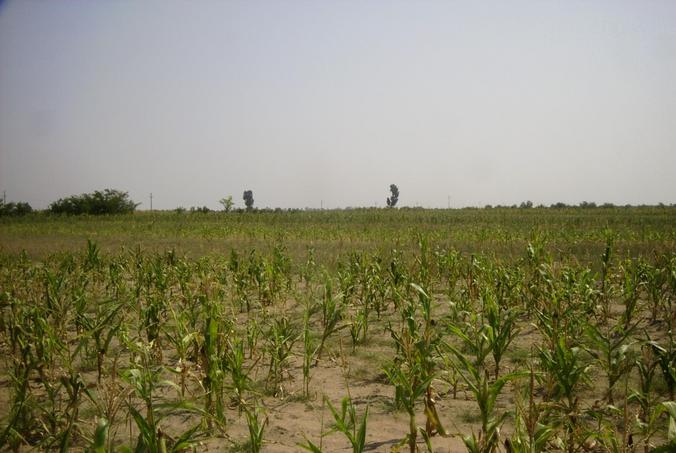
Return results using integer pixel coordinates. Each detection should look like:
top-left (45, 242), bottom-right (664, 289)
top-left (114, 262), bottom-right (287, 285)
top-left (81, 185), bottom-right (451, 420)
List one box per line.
top-left (1, 207), bottom-right (674, 263)
top-left (0, 207), bottom-right (674, 452)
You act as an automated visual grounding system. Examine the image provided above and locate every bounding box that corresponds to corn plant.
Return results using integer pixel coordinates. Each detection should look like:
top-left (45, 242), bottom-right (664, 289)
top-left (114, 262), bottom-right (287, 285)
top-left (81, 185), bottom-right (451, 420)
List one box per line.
top-left (349, 311), bottom-right (366, 352)
top-left (140, 293), bottom-right (167, 362)
top-left (301, 247), bottom-right (317, 286)
top-left (247, 250), bottom-right (273, 306)
top-left (0, 348), bottom-right (37, 450)
top-left (84, 378), bottom-right (131, 452)
top-left (583, 317), bottom-right (637, 404)
top-left (246, 316), bottom-right (262, 360)
top-left (88, 417), bottom-right (109, 453)
top-left (645, 401), bottom-right (676, 452)
top-left (243, 404), bottom-right (267, 453)
top-left (505, 363), bottom-right (554, 453)
top-left (387, 248), bottom-right (408, 311)
top-left (229, 250), bottom-right (252, 313)
top-left (619, 258), bottom-right (644, 331)
top-left (446, 322), bottom-right (525, 453)
top-left (654, 338), bottom-right (676, 401)
top-left (384, 346), bottom-right (431, 452)
top-left (164, 306), bottom-right (197, 398)
top-left (77, 299), bottom-right (125, 383)
top-left (302, 303), bottom-right (319, 398)
top-left (385, 283), bottom-right (443, 452)
top-left (598, 230), bottom-right (615, 324)
top-left (324, 395), bottom-right (369, 453)
top-left (265, 316), bottom-right (299, 394)
top-left (122, 341), bottom-right (205, 453)
top-left (414, 235), bottom-right (432, 293)
top-left (482, 288), bottom-right (520, 379)
top-left (315, 276), bottom-right (346, 363)
top-left (537, 336), bottom-right (591, 453)
top-left (224, 337), bottom-right (258, 413)
top-left (201, 299), bottom-right (230, 429)
top-left (643, 259), bottom-right (669, 324)
top-left (435, 247), bottom-right (462, 298)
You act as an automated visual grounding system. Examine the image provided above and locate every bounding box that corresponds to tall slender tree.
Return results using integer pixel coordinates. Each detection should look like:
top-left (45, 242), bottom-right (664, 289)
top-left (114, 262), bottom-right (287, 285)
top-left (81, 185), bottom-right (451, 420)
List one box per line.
top-left (243, 190), bottom-right (254, 210)
top-left (387, 184), bottom-right (399, 208)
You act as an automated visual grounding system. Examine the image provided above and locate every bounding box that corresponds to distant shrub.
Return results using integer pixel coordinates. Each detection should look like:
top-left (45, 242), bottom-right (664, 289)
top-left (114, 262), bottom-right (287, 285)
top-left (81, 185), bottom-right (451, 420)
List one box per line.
top-left (0, 200), bottom-right (33, 216)
top-left (49, 189), bottom-right (138, 215)
top-left (190, 206), bottom-right (211, 213)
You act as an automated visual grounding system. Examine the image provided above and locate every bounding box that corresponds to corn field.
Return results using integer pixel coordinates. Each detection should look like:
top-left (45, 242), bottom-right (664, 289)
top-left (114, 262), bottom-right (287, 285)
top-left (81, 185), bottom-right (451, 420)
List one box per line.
top-left (0, 207), bottom-right (675, 452)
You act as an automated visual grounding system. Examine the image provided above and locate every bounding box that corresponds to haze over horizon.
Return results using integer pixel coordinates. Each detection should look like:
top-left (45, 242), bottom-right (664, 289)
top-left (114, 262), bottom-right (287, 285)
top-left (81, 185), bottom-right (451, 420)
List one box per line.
top-left (1, 1), bottom-right (675, 210)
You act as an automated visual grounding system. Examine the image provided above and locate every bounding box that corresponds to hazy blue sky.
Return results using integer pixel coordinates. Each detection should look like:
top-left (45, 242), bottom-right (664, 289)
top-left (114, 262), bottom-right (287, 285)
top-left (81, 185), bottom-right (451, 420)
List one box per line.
top-left (1, 1), bottom-right (675, 210)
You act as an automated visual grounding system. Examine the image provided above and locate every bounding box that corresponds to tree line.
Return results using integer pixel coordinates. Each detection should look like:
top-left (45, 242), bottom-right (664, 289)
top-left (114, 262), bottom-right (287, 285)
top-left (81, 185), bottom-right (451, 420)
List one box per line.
top-left (0, 185), bottom-right (673, 216)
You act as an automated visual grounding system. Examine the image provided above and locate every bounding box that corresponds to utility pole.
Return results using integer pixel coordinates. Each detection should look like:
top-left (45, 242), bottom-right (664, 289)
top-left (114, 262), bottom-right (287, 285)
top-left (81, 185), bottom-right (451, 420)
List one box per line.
top-left (150, 193), bottom-right (153, 211)
top-left (320, 200), bottom-right (323, 210)
top-left (2, 191), bottom-right (5, 204)
top-left (447, 195), bottom-right (450, 209)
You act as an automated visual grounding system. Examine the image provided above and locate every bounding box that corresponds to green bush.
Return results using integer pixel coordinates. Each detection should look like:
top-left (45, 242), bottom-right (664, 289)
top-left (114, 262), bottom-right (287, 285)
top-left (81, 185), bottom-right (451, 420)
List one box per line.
top-left (49, 189), bottom-right (138, 215)
top-left (0, 201), bottom-right (33, 216)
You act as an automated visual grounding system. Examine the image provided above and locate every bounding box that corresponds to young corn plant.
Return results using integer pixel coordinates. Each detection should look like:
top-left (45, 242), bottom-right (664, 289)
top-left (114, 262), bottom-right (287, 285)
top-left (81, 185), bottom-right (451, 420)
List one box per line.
top-left (201, 299), bottom-right (229, 429)
top-left (77, 299), bottom-right (125, 384)
top-left (411, 283), bottom-right (447, 438)
top-left (385, 283), bottom-right (444, 452)
top-left (246, 316), bottom-right (262, 360)
top-left (645, 401), bottom-right (676, 453)
top-left (224, 337), bottom-right (258, 413)
top-left (229, 250), bottom-right (252, 313)
top-left (619, 258), bottom-right (644, 331)
top-left (243, 404), bottom-right (267, 453)
top-left (537, 336), bottom-right (591, 453)
top-left (164, 306), bottom-right (197, 398)
top-left (315, 276), bottom-right (346, 364)
top-left (383, 361), bottom-right (430, 453)
top-left (301, 247), bottom-right (317, 287)
top-left (642, 258), bottom-right (668, 324)
top-left (598, 230), bottom-right (615, 325)
top-left (265, 316), bottom-right (299, 395)
top-left (302, 303), bottom-right (320, 398)
top-left (349, 311), bottom-right (366, 352)
top-left (481, 288), bottom-right (520, 379)
top-left (324, 395), bottom-right (369, 453)
top-left (583, 317), bottom-right (637, 405)
top-left (122, 340), bottom-right (205, 453)
top-left (446, 322), bottom-right (525, 453)
top-left (505, 363), bottom-right (555, 453)
top-left (0, 345), bottom-right (38, 450)
top-left (630, 337), bottom-right (664, 453)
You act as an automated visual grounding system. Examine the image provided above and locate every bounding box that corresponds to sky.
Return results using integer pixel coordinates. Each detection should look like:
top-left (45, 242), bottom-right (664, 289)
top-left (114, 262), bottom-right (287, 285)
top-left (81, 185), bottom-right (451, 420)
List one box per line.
top-left (1, 0), bottom-right (675, 210)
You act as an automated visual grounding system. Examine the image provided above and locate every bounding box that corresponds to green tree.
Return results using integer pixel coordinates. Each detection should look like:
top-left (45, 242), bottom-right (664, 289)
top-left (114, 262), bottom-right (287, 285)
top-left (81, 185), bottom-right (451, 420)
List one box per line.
top-left (243, 190), bottom-right (254, 211)
top-left (386, 184), bottom-right (399, 208)
top-left (219, 196), bottom-right (234, 212)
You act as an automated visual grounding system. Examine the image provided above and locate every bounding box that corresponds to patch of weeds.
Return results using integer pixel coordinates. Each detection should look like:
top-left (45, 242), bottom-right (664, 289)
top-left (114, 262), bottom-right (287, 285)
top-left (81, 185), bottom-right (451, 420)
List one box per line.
top-left (508, 346), bottom-right (531, 366)
top-left (460, 408), bottom-right (482, 424)
top-left (229, 439), bottom-right (252, 453)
